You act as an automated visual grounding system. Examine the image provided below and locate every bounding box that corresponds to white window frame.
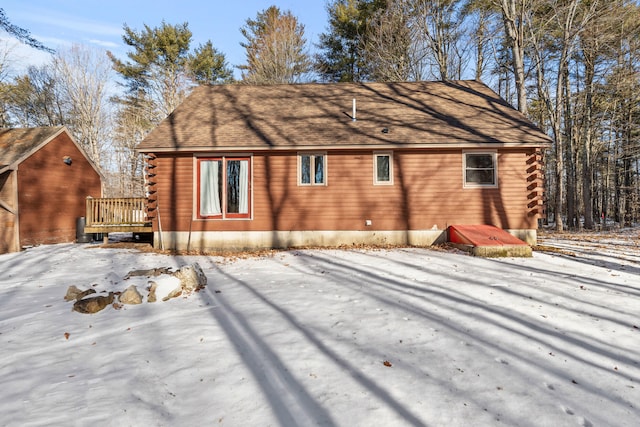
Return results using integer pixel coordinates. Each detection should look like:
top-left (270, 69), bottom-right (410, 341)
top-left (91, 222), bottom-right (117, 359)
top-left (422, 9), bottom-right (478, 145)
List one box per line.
top-left (463, 151), bottom-right (498, 188)
top-left (373, 151), bottom-right (393, 185)
top-left (298, 152), bottom-right (327, 186)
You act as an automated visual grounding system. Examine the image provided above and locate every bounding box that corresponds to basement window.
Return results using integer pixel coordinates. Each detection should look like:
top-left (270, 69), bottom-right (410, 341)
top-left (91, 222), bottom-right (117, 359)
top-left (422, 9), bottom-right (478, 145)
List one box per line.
top-left (464, 152), bottom-right (497, 188)
top-left (198, 156), bottom-right (251, 219)
top-left (299, 153), bottom-right (326, 185)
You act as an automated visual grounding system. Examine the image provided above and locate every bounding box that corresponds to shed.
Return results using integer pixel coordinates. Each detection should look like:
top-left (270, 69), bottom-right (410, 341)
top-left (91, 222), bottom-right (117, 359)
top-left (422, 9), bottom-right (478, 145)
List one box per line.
top-left (137, 80), bottom-right (551, 252)
top-left (0, 126), bottom-right (103, 253)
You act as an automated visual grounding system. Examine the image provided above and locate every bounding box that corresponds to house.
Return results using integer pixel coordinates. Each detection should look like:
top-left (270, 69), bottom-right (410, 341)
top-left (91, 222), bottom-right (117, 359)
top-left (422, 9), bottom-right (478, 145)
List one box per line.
top-left (136, 80), bottom-right (550, 252)
top-left (0, 126), bottom-right (103, 253)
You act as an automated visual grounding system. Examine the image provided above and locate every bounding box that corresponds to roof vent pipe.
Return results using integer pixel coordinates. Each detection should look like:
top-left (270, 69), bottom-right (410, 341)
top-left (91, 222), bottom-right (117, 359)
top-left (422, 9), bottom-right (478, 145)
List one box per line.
top-left (352, 98), bottom-right (356, 121)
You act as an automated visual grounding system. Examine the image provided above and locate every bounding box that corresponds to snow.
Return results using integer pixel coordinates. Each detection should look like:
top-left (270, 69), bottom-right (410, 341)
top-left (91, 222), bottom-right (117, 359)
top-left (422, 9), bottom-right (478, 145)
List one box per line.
top-left (1, 231), bottom-right (639, 426)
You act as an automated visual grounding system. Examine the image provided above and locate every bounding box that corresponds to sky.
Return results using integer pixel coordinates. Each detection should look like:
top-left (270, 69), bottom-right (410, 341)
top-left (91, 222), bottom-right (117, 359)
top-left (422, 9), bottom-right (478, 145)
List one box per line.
top-left (1, 230), bottom-right (639, 425)
top-left (0, 1), bottom-right (329, 78)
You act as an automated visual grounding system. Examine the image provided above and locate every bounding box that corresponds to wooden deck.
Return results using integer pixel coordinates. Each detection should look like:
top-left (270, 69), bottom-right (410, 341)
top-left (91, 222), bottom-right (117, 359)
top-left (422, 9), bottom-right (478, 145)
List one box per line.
top-left (84, 197), bottom-right (153, 241)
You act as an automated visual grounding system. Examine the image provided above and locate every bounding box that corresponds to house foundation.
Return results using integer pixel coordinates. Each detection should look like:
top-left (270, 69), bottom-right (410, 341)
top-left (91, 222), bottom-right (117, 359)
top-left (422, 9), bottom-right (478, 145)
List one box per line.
top-left (153, 228), bottom-right (538, 252)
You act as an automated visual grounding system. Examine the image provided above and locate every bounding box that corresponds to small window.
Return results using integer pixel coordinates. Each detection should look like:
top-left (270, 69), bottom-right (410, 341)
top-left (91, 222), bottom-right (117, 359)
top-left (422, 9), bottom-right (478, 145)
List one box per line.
top-left (374, 152), bottom-right (393, 185)
top-left (464, 152), bottom-right (497, 187)
top-left (198, 156), bottom-right (251, 219)
top-left (299, 153), bottom-right (326, 185)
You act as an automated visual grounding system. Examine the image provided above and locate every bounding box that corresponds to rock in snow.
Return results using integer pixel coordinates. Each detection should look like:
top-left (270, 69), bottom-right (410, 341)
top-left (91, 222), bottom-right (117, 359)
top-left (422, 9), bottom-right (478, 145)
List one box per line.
top-left (72, 292), bottom-right (115, 314)
top-left (119, 285), bottom-right (143, 305)
top-left (174, 262), bottom-right (207, 293)
top-left (64, 285), bottom-right (96, 301)
top-left (67, 263), bottom-right (206, 312)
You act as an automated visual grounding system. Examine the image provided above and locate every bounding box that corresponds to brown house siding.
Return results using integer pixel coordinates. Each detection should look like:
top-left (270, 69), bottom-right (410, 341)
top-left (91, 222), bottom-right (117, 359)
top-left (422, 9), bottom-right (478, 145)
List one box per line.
top-left (149, 147), bottom-right (542, 250)
top-left (17, 132), bottom-right (102, 247)
top-left (137, 81), bottom-right (550, 251)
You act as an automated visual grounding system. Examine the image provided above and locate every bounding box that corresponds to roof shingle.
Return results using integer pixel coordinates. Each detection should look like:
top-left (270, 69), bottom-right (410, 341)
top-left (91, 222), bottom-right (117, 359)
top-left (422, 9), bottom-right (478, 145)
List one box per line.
top-left (137, 80), bottom-right (552, 152)
top-left (0, 127), bottom-right (65, 169)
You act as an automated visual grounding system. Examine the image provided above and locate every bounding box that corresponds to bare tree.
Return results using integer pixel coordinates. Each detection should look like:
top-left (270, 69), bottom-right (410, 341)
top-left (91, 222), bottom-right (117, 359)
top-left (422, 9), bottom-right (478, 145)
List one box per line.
top-left (528, 0), bottom-right (599, 230)
top-left (3, 64), bottom-right (65, 127)
top-left (605, 11), bottom-right (640, 226)
top-left (52, 44), bottom-right (112, 169)
top-left (0, 41), bottom-right (17, 126)
top-left (462, 0), bottom-right (498, 82)
top-left (364, 1), bottom-right (417, 81)
top-left (492, 0), bottom-right (532, 114)
top-left (363, 0), bottom-right (468, 82)
top-left (412, 0), bottom-right (466, 80)
top-left (575, 1), bottom-right (621, 229)
top-left (109, 95), bottom-right (150, 197)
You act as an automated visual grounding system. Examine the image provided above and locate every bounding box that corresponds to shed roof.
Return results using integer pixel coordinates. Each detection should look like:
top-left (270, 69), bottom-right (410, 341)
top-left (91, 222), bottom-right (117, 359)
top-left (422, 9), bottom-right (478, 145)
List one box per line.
top-left (138, 80), bottom-right (552, 153)
top-left (0, 127), bottom-right (67, 171)
top-left (0, 126), bottom-right (102, 177)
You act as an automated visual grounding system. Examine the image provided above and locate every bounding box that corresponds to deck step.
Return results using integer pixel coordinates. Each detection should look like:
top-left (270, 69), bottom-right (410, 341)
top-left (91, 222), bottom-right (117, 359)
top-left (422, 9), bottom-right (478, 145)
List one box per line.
top-left (447, 225), bottom-right (532, 257)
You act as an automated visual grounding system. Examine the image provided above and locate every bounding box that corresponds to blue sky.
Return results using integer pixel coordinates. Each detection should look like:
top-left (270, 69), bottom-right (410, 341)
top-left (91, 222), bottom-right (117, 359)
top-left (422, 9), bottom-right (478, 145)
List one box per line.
top-left (1, 1), bottom-right (329, 77)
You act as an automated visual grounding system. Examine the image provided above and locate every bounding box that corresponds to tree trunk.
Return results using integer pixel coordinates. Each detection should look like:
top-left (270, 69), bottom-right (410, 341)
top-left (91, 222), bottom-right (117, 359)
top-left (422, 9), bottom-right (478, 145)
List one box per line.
top-left (581, 53), bottom-right (595, 229)
top-left (498, 0), bottom-right (528, 114)
top-left (563, 66), bottom-right (578, 229)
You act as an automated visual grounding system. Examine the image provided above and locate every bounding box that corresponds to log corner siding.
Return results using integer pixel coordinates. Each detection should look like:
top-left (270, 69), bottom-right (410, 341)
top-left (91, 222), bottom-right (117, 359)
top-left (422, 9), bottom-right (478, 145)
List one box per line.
top-left (84, 197), bottom-right (153, 242)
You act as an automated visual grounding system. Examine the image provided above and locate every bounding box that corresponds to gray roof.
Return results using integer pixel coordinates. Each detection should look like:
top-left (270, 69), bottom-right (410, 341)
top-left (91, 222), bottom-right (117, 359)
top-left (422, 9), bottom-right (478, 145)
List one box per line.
top-left (138, 80), bottom-right (552, 152)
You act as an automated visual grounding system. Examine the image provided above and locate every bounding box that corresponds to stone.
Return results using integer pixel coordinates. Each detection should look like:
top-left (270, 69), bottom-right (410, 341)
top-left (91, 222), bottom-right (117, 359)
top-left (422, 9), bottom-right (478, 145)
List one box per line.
top-left (64, 285), bottom-right (96, 301)
top-left (147, 281), bottom-right (157, 303)
top-left (162, 287), bottom-right (183, 302)
top-left (173, 263), bottom-right (207, 293)
top-left (73, 292), bottom-right (114, 314)
top-left (119, 285), bottom-right (143, 305)
top-left (124, 267), bottom-right (172, 279)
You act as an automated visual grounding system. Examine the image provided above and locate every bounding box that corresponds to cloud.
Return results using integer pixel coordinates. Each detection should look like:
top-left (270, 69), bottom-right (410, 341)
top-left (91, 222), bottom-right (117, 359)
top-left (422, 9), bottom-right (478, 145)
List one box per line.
top-left (87, 39), bottom-right (120, 49)
top-left (2, 5), bottom-right (124, 61)
top-left (10, 9), bottom-right (122, 38)
top-left (47, 19), bottom-right (122, 38)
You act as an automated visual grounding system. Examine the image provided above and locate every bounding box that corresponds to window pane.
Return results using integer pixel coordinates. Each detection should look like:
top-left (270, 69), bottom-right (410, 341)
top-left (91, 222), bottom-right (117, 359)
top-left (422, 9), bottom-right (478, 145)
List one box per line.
top-left (200, 160), bottom-right (221, 216)
top-left (314, 155), bottom-right (324, 184)
top-left (466, 169), bottom-right (495, 185)
top-left (467, 154), bottom-right (493, 169)
top-left (238, 160), bottom-right (249, 214)
top-left (465, 153), bottom-right (495, 185)
top-left (227, 160), bottom-right (241, 213)
top-left (376, 155), bottom-right (390, 181)
top-left (301, 155), bottom-right (311, 184)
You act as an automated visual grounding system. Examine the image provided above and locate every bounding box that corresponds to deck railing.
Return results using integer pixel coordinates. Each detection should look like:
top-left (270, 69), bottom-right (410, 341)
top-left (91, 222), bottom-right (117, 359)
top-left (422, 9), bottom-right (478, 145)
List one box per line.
top-left (83, 197), bottom-right (152, 243)
top-left (86, 197), bottom-right (148, 226)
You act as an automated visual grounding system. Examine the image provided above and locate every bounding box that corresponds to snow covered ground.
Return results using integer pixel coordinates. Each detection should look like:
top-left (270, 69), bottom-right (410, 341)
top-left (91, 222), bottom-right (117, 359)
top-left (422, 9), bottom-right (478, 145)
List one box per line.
top-left (1, 230), bottom-right (639, 426)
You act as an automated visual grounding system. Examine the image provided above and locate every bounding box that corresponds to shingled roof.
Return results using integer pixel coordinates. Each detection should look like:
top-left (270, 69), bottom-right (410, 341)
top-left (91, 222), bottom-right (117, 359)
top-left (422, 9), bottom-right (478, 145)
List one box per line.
top-left (0, 126), bottom-right (102, 178)
top-left (137, 80), bottom-right (552, 152)
top-left (0, 127), bottom-right (66, 171)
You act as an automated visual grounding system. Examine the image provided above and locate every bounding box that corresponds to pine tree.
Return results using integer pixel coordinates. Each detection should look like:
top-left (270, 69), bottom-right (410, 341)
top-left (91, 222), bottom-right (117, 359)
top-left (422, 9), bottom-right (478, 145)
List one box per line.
top-left (314, 0), bottom-right (386, 82)
top-left (239, 6), bottom-right (312, 84)
top-left (189, 41), bottom-right (234, 85)
top-left (0, 8), bottom-right (53, 53)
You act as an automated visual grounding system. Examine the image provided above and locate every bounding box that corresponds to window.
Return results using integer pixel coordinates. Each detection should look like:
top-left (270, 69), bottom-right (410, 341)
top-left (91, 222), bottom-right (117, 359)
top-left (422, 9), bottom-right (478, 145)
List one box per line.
top-left (374, 152), bottom-right (393, 185)
top-left (299, 153), bottom-right (326, 185)
top-left (464, 152), bottom-right (497, 187)
top-left (198, 156), bottom-right (251, 219)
